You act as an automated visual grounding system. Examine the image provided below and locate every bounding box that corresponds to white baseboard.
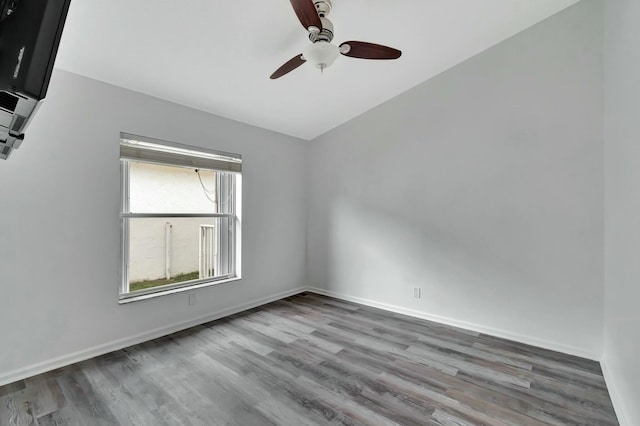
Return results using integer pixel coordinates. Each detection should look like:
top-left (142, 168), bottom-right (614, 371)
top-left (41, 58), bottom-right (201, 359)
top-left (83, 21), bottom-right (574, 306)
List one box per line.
top-left (306, 287), bottom-right (600, 361)
top-left (0, 286), bottom-right (308, 387)
top-left (601, 359), bottom-right (631, 426)
top-left (1, 286), bottom-right (602, 388)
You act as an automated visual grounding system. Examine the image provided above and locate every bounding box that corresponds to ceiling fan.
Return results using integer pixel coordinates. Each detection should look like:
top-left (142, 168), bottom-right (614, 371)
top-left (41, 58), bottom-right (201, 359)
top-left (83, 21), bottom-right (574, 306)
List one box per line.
top-left (270, 0), bottom-right (402, 79)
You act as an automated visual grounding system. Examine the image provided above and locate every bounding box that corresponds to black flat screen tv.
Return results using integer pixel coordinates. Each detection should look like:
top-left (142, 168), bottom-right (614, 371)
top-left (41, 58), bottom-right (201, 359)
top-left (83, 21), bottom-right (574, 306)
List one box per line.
top-left (0, 0), bottom-right (71, 100)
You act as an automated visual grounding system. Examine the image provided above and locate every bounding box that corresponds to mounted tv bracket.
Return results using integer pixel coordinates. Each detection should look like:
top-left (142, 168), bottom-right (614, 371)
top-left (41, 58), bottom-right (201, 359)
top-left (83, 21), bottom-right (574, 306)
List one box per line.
top-left (0, 91), bottom-right (40, 160)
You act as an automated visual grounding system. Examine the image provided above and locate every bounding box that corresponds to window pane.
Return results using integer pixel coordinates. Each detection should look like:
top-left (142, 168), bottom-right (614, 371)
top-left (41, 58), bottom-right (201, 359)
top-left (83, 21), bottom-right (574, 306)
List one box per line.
top-left (127, 161), bottom-right (218, 214)
top-left (127, 217), bottom-right (232, 292)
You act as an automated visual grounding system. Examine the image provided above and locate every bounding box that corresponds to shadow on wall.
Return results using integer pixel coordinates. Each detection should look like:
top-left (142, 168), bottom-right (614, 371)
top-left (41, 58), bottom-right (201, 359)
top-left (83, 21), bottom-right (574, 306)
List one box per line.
top-left (325, 196), bottom-right (584, 342)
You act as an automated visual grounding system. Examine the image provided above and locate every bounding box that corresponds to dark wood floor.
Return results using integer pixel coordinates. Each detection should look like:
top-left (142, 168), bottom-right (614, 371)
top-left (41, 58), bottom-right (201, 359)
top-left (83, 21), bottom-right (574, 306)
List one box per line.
top-left (0, 292), bottom-right (618, 425)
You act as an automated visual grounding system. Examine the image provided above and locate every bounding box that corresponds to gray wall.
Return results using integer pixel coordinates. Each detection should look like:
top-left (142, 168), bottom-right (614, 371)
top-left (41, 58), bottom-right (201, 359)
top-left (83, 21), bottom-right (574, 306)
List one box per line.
top-left (307, 0), bottom-right (604, 358)
top-left (4, 4), bottom-right (637, 422)
top-left (0, 70), bottom-right (307, 382)
top-left (603, 0), bottom-right (640, 423)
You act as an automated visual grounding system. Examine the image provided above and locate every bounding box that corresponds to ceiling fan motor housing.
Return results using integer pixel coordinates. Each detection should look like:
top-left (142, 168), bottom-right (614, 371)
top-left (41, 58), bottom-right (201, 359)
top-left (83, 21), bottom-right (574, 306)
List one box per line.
top-left (310, 17), bottom-right (334, 42)
top-left (309, 0), bottom-right (334, 42)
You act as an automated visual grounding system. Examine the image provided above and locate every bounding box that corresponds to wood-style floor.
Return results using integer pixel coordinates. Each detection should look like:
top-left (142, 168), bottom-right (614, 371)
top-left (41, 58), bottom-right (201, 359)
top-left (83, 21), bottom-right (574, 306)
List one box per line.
top-left (0, 292), bottom-right (618, 426)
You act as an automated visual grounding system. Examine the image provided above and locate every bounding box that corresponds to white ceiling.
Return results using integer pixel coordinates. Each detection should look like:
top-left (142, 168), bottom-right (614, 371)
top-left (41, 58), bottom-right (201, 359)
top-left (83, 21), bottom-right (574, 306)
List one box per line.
top-left (55, 0), bottom-right (580, 141)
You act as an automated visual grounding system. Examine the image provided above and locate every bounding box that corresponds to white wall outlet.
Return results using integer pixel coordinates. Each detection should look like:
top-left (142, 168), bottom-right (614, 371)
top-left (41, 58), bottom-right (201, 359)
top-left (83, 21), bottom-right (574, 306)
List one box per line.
top-left (188, 293), bottom-right (197, 306)
top-left (413, 287), bottom-right (421, 299)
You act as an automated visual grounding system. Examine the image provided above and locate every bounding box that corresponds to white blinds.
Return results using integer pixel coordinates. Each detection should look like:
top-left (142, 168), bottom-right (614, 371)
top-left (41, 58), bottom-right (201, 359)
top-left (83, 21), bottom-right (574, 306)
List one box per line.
top-left (120, 133), bottom-right (242, 173)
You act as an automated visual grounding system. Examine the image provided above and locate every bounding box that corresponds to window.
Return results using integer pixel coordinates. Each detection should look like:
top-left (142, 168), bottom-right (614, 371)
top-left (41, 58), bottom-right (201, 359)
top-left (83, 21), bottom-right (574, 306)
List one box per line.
top-left (119, 134), bottom-right (242, 302)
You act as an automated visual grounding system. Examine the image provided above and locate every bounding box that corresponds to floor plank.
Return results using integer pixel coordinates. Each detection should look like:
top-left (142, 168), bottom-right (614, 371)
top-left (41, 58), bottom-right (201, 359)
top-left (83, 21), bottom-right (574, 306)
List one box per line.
top-left (0, 293), bottom-right (618, 425)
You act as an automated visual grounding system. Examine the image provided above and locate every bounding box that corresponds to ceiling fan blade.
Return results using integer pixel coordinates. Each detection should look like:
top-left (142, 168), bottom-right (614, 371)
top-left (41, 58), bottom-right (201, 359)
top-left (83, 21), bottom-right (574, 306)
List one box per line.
top-left (339, 41), bottom-right (402, 60)
top-left (270, 54), bottom-right (306, 79)
top-left (290, 0), bottom-right (322, 31)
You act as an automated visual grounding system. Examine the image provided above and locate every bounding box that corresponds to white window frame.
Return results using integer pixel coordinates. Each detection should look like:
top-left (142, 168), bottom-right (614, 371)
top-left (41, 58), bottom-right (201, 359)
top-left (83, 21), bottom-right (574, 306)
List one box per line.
top-left (119, 133), bottom-right (242, 303)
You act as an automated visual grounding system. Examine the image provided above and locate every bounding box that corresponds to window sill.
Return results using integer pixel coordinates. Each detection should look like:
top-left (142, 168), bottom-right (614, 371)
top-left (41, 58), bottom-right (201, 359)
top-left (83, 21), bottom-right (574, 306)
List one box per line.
top-left (118, 276), bottom-right (241, 304)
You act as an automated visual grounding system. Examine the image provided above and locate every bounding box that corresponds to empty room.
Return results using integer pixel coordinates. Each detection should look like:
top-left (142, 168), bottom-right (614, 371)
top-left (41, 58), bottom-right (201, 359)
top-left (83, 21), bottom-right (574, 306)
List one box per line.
top-left (0, 0), bottom-right (638, 424)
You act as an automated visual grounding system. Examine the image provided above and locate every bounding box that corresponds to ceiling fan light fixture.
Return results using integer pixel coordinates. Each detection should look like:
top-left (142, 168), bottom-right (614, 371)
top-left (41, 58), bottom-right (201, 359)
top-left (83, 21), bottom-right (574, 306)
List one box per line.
top-left (303, 41), bottom-right (339, 72)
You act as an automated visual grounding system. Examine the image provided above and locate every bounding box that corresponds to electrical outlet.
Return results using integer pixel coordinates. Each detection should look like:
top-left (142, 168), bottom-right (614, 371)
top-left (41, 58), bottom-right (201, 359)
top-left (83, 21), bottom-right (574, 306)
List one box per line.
top-left (413, 287), bottom-right (421, 299)
top-left (188, 293), bottom-right (197, 306)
